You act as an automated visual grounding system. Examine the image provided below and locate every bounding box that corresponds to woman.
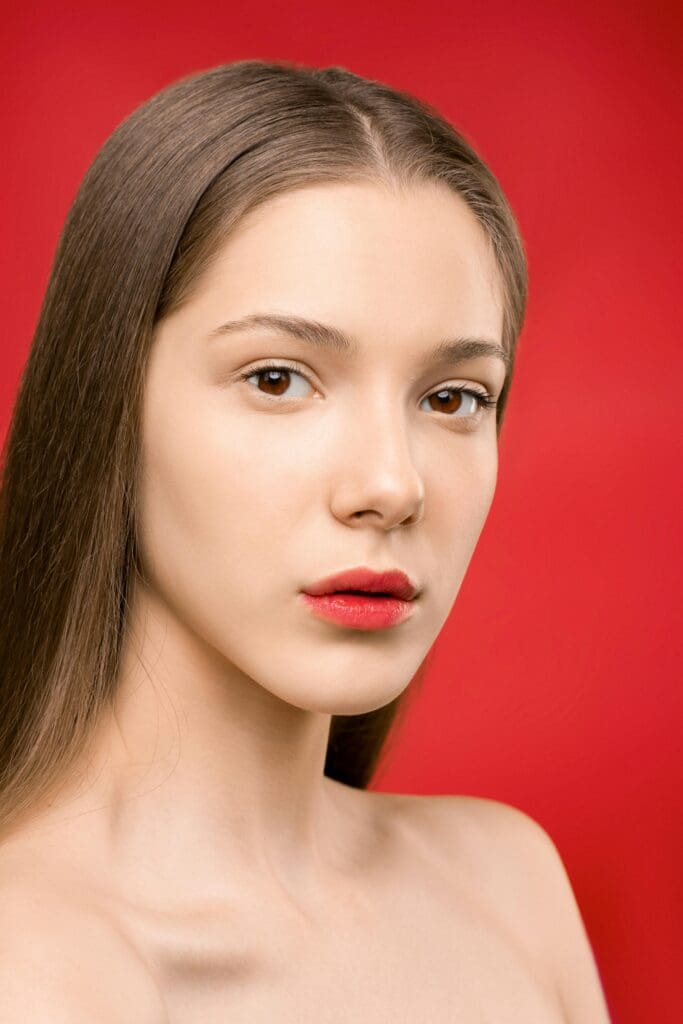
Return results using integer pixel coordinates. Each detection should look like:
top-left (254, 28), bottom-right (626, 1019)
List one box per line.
top-left (0, 60), bottom-right (611, 1020)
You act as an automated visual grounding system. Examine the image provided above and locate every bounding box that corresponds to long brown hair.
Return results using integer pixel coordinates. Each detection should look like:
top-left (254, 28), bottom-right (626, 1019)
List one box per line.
top-left (0, 59), bottom-right (528, 839)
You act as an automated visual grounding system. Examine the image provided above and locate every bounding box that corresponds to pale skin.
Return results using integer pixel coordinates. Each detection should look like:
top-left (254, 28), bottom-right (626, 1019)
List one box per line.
top-left (0, 181), bottom-right (611, 1021)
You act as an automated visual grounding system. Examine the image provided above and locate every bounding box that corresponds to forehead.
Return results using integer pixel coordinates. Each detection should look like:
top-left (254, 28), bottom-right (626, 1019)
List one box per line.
top-left (193, 180), bottom-right (503, 344)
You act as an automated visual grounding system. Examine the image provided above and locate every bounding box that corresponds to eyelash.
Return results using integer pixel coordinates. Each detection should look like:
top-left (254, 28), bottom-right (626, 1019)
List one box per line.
top-left (237, 361), bottom-right (498, 417)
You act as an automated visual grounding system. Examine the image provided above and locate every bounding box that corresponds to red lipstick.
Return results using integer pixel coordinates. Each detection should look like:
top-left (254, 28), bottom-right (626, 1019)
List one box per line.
top-left (300, 567), bottom-right (420, 631)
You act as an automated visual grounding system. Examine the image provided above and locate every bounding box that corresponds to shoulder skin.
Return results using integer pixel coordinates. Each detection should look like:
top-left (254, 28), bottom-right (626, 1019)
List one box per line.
top-left (420, 794), bottom-right (613, 1023)
top-left (0, 872), bottom-right (168, 1023)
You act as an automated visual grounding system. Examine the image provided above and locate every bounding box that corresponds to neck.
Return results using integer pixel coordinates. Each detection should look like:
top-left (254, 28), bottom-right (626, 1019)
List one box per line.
top-left (24, 577), bottom-right (375, 911)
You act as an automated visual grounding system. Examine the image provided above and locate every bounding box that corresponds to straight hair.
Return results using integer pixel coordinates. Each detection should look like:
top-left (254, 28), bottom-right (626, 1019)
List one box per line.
top-left (0, 59), bottom-right (528, 839)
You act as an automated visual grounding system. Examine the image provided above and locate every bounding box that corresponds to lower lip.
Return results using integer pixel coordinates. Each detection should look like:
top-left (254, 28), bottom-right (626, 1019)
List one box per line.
top-left (299, 592), bottom-right (416, 630)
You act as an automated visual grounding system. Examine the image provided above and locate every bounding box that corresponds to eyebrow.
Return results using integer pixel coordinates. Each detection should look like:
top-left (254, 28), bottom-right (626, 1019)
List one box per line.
top-left (207, 312), bottom-right (511, 373)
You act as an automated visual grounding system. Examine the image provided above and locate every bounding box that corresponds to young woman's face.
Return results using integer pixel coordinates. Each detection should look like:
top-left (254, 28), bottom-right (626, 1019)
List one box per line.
top-left (139, 181), bottom-right (506, 714)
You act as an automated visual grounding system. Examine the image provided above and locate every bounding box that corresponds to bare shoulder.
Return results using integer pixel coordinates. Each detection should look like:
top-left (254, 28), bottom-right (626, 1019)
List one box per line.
top-left (0, 861), bottom-right (168, 1023)
top-left (398, 792), bottom-right (612, 1023)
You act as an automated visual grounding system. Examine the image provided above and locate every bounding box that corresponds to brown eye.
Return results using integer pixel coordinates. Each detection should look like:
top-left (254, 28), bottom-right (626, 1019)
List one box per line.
top-left (254, 368), bottom-right (290, 396)
top-left (422, 387), bottom-right (482, 418)
top-left (240, 364), bottom-right (312, 400)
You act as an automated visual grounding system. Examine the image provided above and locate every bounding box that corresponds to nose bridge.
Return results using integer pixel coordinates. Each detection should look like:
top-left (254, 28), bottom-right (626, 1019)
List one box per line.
top-left (360, 386), bottom-right (417, 469)
top-left (332, 379), bottom-right (425, 526)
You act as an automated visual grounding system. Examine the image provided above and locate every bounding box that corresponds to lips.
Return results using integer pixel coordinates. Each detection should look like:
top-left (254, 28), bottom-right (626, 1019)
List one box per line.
top-left (302, 566), bottom-right (419, 601)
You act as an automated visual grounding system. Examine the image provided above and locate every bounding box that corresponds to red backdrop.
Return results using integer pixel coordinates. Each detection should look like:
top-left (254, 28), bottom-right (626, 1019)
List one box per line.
top-left (1, 2), bottom-right (681, 1020)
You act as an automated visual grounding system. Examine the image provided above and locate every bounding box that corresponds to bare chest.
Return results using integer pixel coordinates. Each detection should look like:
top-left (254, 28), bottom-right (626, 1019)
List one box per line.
top-left (128, 874), bottom-right (566, 1023)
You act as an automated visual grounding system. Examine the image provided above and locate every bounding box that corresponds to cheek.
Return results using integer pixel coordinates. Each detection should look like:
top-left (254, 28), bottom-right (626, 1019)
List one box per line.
top-left (462, 446), bottom-right (498, 546)
top-left (435, 433), bottom-right (497, 517)
top-left (429, 441), bottom-right (498, 585)
top-left (468, 447), bottom-right (498, 526)
top-left (134, 396), bottom-right (310, 618)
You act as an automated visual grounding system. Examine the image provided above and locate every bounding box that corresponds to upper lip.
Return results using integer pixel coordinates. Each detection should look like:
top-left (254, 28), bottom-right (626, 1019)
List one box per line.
top-left (301, 566), bottom-right (420, 601)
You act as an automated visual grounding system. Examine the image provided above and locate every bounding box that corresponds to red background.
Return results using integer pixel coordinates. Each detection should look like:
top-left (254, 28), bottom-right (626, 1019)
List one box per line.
top-left (1, 2), bottom-right (681, 1020)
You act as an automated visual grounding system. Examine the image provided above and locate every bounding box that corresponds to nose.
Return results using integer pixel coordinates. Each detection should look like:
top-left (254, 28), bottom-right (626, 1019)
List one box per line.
top-left (329, 404), bottom-right (425, 531)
